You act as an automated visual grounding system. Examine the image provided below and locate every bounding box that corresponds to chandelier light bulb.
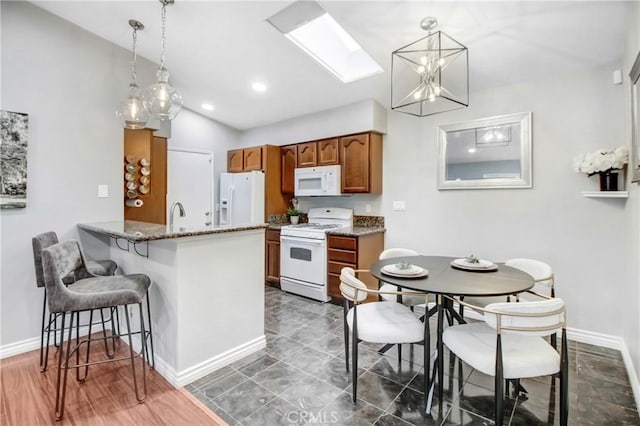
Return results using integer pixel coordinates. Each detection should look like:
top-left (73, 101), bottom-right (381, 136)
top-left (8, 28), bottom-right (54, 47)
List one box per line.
top-left (417, 65), bottom-right (425, 74)
top-left (420, 56), bottom-right (428, 66)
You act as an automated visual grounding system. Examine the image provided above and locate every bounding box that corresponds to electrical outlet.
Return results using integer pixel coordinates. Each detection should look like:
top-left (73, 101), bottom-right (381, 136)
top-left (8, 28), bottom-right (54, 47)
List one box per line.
top-left (365, 204), bottom-right (371, 213)
top-left (392, 201), bottom-right (406, 211)
top-left (98, 184), bottom-right (109, 198)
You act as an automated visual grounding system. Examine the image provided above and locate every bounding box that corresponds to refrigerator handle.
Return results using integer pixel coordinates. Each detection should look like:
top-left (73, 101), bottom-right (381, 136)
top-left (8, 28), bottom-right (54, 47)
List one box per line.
top-left (228, 185), bottom-right (235, 226)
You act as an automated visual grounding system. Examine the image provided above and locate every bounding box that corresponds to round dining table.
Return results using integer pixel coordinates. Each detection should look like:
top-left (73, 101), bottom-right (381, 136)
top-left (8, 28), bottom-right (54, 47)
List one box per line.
top-left (369, 255), bottom-right (534, 297)
top-left (368, 255), bottom-right (535, 415)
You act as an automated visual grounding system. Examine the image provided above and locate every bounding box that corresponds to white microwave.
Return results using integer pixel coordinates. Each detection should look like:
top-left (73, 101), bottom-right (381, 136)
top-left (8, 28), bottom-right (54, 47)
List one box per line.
top-left (294, 165), bottom-right (341, 196)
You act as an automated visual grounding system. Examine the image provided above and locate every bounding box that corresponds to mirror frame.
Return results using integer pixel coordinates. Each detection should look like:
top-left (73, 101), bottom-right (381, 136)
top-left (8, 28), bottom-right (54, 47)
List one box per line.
top-left (437, 112), bottom-right (532, 190)
top-left (630, 50), bottom-right (640, 183)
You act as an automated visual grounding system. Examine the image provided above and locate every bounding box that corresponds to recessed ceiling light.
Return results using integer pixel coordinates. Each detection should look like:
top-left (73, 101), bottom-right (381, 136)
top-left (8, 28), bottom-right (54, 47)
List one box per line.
top-left (267, 1), bottom-right (382, 83)
top-left (468, 148), bottom-right (476, 153)
top-left (201, 103), bottom-right (214, 111)
top-left (252, 82), bottom-right (267, 92)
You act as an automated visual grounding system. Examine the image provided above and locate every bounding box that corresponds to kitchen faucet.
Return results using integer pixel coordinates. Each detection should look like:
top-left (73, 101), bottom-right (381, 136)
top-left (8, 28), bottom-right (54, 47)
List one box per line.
top-left (169, 202), bottom-right (186, 228)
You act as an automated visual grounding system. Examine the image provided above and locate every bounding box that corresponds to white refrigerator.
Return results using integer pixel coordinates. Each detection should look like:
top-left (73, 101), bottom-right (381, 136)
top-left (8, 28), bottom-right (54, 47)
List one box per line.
top-left (219, 171), bottom-right (265, 227)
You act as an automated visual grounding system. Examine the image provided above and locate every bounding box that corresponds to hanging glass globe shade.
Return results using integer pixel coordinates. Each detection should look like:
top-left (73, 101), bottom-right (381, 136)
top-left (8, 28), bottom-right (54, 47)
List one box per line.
top-left (141, 66), bottom-right (183, 120)
top-left (117, 82), bottom-right (149, 129)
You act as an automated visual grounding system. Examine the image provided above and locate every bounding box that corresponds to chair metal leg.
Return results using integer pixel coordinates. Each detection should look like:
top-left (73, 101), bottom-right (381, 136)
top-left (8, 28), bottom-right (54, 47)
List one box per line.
top-left (397, 344), bottom-right (402, 362)
top-left (560, 330), bottom-right (569, 426)
top-left (342, 299), bottom-right (350, 372)
top-left (351, 311), bottom-right (358, 403)
top-left (77, 310), bottom-right (93, 383)
top-left (55, 312), bottom-right (74, 421)
top-left (100, 308), bottom-right (115, 359)
top-left (145, 295), bottom-right (155, 369)
top-left (137, 303), bottom-right (148, 399)
top-left (437, 295), bottom-right (444, 413)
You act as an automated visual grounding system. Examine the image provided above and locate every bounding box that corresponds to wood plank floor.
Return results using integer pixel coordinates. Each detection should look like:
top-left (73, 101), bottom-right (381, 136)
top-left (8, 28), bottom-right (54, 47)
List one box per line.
top-left (0, 335), bottom-right (226, 425)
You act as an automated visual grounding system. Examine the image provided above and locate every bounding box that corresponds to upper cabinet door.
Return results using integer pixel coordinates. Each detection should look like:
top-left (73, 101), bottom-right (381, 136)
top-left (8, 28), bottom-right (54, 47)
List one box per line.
top-left (243, 146), bottom-right (263, 171)
top-left (317, 138), bottom-right (339, 166)
top-left (281, 145), bottom-right (297, 194)
top-left (297, 142), bottom-right (317, 167)
top-left (227, 149), bottom-right (244, 172)
top-left (340, 133), bottom-right (370, 193)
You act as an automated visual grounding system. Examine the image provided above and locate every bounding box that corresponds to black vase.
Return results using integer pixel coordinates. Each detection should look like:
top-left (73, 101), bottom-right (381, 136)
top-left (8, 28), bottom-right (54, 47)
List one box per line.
top-left (598, 171), bottom-right (619, 191)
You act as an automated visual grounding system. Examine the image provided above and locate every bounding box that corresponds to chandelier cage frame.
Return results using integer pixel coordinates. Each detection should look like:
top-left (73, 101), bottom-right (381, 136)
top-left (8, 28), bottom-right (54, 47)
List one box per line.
top-left (391, 29), bottom-right (469, 117)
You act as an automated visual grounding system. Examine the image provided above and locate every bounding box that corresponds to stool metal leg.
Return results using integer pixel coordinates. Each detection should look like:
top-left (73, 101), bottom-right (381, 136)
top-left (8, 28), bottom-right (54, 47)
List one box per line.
top-left (40, 292), bottom-right (48, 372)
top-left (124, 304), bottom-right (146, 403)
top-left (77, 310), bottom-right (93, 383)
top-left (100, 308), bottom-right (116, 359)
top-left (55, 312), bottom-right (74, 421)
top-left (145, 295), bottom-right (155, 369)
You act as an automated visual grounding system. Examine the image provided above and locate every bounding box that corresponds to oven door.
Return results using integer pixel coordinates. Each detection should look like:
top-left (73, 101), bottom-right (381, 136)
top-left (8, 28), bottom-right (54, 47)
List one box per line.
top-left (280, 235), bottom-right (327, 286)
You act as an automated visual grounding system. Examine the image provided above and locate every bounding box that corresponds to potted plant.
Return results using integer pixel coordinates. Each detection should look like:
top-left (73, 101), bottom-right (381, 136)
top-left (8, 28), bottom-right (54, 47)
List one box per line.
top-left (574, 146), bottom-right (629, 191)
top-left (287, 198), bottom-right (301, 224)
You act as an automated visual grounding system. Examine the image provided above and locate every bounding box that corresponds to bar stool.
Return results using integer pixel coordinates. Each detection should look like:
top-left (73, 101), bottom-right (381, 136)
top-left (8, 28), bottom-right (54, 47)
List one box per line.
top-left (32, 232), bottom-right (119, 372)
top-left (42, 240), bottom-right (153, 420)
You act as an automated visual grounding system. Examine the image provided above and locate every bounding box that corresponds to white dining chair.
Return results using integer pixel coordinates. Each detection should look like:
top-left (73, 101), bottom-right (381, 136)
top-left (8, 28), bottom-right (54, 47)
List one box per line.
top-left (443, 293), bottom-right (568, 426)
top-left (339, 267), bottom-right (430, 403)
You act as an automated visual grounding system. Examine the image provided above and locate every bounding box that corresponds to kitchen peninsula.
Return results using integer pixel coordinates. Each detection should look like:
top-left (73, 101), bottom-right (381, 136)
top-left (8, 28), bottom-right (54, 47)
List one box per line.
top-left (77, 220), bottom-right (267, 387)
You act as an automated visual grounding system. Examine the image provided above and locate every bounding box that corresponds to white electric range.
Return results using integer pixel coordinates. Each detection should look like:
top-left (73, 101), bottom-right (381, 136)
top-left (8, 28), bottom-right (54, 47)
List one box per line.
top-left (280, 207), bottom-right (353, 302)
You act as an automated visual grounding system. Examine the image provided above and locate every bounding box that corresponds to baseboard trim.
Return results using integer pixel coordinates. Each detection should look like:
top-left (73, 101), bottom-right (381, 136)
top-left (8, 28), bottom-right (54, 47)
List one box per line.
top-left (567, 327), bottom-right (640, 410)
top-left (0, 325), bottom-right (95, 360)
top-left (122, 334), bottom-right (267, 388)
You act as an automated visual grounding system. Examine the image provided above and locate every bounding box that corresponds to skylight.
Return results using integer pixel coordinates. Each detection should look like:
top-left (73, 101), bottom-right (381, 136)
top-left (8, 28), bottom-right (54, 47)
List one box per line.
top-left (268, 1), bottom-right (383, 83)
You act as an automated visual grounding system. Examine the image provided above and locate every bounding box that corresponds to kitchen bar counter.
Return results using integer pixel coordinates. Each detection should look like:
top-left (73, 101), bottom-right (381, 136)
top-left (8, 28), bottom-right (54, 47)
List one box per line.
top-left (78, 220), bottom-right (266, 388)
top-left (78, 220), bottom-right (267, 242)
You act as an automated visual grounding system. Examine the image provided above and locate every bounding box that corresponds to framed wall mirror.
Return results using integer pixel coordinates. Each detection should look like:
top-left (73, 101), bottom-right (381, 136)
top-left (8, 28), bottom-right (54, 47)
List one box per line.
top-left (630, 50), bottom-right (640, 183)
top-left (437, 112), bottom-right (532, 189)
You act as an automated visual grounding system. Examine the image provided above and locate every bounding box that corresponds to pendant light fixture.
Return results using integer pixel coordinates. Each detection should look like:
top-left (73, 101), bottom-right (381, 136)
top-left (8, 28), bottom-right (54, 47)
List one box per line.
top-left (116, 19), bottom-right (149, 129)
top-left (142, 0), bottom-right (183, 120)
top-left (391, 17), bottom-right (468, 117)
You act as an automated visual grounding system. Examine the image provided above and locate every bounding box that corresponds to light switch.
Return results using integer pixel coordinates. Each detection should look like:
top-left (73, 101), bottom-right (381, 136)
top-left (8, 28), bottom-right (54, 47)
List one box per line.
top-left (392, 201), bottom-right (406, 211)
top-left (98, 185), bottom-right (109, 198)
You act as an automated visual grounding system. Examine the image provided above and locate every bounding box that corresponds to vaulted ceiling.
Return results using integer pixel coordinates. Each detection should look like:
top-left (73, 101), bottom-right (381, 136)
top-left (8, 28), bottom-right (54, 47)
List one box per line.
top-left (33, 1), bottom-right (633, 130)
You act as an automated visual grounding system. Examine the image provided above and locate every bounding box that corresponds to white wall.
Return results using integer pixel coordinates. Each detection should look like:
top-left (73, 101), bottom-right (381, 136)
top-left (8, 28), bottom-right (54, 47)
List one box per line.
top-left (0, 2), bottom-right (238, 347)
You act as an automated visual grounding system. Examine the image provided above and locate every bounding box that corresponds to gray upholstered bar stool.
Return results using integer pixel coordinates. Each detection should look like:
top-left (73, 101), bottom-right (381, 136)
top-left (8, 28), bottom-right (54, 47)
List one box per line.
top-left (32, 232), bottom-right (119, 372)
top-left (42, 240), bottom-right (152, 421)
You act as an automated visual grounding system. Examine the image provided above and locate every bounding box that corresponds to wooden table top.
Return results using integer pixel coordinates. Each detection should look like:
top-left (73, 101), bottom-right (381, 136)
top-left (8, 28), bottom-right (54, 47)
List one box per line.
top-left (369, 255), bottom-right (534, 297)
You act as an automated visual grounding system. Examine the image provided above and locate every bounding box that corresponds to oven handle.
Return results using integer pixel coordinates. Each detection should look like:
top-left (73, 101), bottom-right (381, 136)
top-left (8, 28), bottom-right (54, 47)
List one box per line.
top-left (280, 235), bottom-right (326, 246)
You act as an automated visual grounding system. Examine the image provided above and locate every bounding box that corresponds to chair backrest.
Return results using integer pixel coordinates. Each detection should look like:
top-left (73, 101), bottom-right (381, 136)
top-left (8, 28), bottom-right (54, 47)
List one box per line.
top-left (484, 298), bottom-right (566, 337)
top-left (32, 232), bottom-right (60, 288)
top-left (379, 248), bottom-right (418, 260)
top-left (340, 267), bottom-right (369, 303)
top-left (505, 258), bottom-right (553, 288)
top-left (41, 240), bottom-right (87, 313)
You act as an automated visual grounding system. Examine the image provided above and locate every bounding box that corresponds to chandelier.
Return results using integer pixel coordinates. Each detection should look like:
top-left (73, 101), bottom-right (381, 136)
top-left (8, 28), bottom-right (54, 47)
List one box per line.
top-left (141, 0), bottom-right (183, 121)
top-left (391, 17), bottom-right (468, 117)
top-left (116, 20), bottom-right (149, 129)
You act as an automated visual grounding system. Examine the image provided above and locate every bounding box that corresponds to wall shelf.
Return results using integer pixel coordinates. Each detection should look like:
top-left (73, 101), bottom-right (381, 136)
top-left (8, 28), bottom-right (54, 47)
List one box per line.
top-left (582, 191), bottom-right (629, 198)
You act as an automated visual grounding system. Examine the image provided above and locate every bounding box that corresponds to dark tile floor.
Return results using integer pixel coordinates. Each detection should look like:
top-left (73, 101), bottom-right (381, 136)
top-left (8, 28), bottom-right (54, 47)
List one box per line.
top-left (187, 287), bottom-right (639, 425)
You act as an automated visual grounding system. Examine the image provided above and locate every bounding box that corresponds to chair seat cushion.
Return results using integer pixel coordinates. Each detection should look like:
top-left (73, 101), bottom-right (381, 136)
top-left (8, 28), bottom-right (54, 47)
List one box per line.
top-left (443, 322), bottom-right (560, 379)
top-left (379, 283), bottom-right (432, 306)
top-left (346, 301), bottom-right (424, 344)
top-left (62, 274), bottom-right (151, 312)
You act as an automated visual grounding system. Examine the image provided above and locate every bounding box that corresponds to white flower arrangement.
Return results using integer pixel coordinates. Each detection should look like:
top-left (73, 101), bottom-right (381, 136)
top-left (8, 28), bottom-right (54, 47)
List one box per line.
top-left (573, 146), bottom-right (629, 176)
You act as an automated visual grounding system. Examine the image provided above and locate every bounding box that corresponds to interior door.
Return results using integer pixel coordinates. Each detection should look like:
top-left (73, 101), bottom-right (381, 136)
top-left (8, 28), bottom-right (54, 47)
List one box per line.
top-left (167, 149), bottom-right (214, 230)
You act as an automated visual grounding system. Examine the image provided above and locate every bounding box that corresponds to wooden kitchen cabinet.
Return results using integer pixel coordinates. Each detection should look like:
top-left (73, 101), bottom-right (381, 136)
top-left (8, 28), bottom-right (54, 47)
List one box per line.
top-left (266, 229), bottom-right (281, 285)
top-left (339, 132), bottom-right (382, 193)
top-left (124, 129), bottom-right (167, 225)
top-left (317, 138), bottom-right (339, 166)
top-left (281, 145), bottom-right (297, 194)
top-left (227, 149), bottom-right (244, 172)
top-left (243, 146), bottom-right (263, 171)
top-left (297, 142), bottom-right (317, 167)
top-left (327, 232), bottom-right (384, 304)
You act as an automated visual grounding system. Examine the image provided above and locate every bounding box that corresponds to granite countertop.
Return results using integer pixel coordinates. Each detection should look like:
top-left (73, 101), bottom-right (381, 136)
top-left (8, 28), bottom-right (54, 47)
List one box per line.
top-left (78, 220), bottom-right (268, 242)
top-left (327, 226), bottom-right (385, 237)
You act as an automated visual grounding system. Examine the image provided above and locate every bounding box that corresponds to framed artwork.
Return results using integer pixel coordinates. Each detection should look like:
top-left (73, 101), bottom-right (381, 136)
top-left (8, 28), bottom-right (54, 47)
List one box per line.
top-left (0, 111), bottom-right (29, 209)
